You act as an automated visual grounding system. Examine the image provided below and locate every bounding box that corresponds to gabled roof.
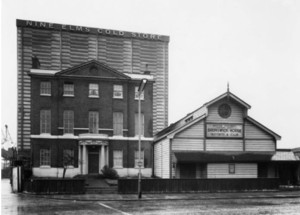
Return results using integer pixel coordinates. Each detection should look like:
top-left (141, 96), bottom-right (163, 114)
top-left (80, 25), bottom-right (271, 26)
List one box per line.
top-left (155, 90), bottom-right (280, 142)
top-left (204, 91), bottom-right (251, 109)
top-left (55, 60), bottom-right (131, 79)
top-left (246, 116), bottom-right (281, 140)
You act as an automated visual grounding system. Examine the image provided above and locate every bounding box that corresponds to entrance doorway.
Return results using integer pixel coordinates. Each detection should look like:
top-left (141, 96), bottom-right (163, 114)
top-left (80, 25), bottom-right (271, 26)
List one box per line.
top-left (180, 163), bottom-right (196, 178)
top-left (88, 146), bottom-right (99, 174)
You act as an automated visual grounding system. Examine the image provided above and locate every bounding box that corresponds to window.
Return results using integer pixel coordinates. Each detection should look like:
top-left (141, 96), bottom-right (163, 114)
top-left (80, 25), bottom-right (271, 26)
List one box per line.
top-left (135, 150), bottom-right (144, 168)
top-left (63, 149), bottom-right (74, 167)
top-left (89, 111), bottom-right (99, 133)
top-left (113, 112), bottom-right (123, 136)
top-left (113, 150), bottom-right (123, 168)
top-left (40, 110), bottom-right (51, 134)
top-left (135, 86), bottom-right (144, 100)
top-left (229, 163), bottom-right (235, 174)
top-left (135, 113), bottom-right (144, 136)
top-left (89, 83), bottom-right (99, 97)
top-left (63, 83), bottom-right (74, 96)
top-left (40, 149), bottom-right (51, 166)
top-left (185, 116), bottom-right (193, 123)
top-left (113, 85), bottom-right (123, 99)
top-left (40, 81), bottom-right (51, 96)
top-left (63, 110), bottom-right (74, 134)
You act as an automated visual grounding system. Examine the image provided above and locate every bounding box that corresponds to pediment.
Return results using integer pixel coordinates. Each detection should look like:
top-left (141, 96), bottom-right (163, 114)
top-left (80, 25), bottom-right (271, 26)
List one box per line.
top-left (55, 60), bottom-right (130, 79)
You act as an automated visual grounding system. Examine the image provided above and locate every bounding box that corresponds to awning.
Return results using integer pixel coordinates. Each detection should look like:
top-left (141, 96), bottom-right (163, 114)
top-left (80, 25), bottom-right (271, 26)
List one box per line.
top-left (174, 151), bottom-right (275, 163)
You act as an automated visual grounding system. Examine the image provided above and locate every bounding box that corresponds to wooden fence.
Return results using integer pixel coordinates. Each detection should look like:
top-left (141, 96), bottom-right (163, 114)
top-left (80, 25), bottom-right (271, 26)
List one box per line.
top-left (118, 178), bottom-right (280, 194)
top-left (24, 178), bottom-right (85, 194)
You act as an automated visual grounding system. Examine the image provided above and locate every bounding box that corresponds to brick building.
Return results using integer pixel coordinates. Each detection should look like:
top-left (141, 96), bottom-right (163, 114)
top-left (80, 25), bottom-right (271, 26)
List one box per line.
top-left (16, 20), bottom-right (169, 177)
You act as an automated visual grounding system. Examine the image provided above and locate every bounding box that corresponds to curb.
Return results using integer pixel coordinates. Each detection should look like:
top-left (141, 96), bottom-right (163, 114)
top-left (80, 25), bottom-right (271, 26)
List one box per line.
top-left (20, 193), bottom-right (300, 202)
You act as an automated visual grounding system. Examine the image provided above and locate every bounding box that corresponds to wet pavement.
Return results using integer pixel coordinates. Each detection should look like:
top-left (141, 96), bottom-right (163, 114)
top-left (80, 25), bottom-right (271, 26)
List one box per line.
top-left (2, 179), bottom-right (300, 214)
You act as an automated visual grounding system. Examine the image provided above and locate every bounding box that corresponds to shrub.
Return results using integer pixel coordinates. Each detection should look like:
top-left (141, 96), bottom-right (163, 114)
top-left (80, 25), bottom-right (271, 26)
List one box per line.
top-left (101, 165), bottom-right (119, 179)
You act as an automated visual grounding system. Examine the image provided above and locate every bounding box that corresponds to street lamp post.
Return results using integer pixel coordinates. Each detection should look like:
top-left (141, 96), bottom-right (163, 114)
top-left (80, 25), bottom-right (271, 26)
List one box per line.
top-left (137, 79), bottom-right (147, 199)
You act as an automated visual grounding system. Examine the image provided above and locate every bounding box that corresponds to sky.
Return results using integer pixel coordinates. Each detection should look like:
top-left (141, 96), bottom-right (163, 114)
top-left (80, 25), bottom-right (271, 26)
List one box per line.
top-left (1, 0), bottom-right (300, 149)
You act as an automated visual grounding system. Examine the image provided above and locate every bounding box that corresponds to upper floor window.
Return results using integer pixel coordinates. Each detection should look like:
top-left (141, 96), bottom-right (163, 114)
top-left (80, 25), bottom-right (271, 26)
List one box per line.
top-left (89, 111), bottom-right (99, 134)
top-left (113, 112), bottom-right (123, 136)
top-left (113, 150), bottom-right (123, 168)
top-left (40, 110), bottom-right (51, 134)
top-left (63, 83), bottom-right (74, 96)
top-left (40, 148), bottom-right (51, 166)
top-left (135, 150), bottom-right (144, 168)
top-left (135, 86), bottom-right (144, 100)
top-left (89, 83), bottom-right (99, 98)
top-left (40, 81), bottom-right (51, 96)
top-left (63, 110), bottom-right (74, 134)
top-left (135, 113), bottom-right (144, 136)
top-left (113, 85), bottom-right (123, 99)
top-left (63, 149), bottom-right (74, 167)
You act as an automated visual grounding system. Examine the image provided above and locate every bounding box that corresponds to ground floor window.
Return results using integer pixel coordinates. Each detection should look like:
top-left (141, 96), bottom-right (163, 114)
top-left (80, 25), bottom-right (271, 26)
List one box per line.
top-left (63, 149), bottom-right (74, 167)
top-left (113, 150), bottom-right (123, 168)
top-left (134, 150), bottom-right (144, 168)
top-left (229, 163), bottom-right (235, 174)
top-left (40, 149), bottom-right (51, 166)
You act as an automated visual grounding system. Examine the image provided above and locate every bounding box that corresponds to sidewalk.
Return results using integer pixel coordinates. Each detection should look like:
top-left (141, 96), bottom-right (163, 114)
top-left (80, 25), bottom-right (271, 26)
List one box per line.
top-left (23, 190), bottom-right (300, 202)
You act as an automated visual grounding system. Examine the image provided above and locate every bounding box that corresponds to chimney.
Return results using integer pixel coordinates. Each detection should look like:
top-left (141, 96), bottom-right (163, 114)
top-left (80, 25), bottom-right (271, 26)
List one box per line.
top-left (144, 64), bottom-right (151, 75)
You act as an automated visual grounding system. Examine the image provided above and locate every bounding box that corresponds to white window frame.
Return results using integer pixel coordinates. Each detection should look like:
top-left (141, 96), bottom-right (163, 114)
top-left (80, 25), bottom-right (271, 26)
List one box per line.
top-left (134, 150), bottom-right (144, 168)
top-left (89, 111), bottom-right (99, 134)
top-left (89, 83), bottom-right (99, 98)
top-left (40, 110), bottom-right (51, 134)
top-left (40, 81), bottom-right (51, 96)
top-left (63, 149), bottom-right (74, 167)
top-left (229, 163), bottom-right (235, 174)
top-left (63, 110), bottom-right (74, 134)
top-left (135, 113), bottom-right (144, 136)
top-left (113, 150), bottom-right (123, 168)
top-left (40, 148), bottom-right (51, 167)
top-left (63, 83), bottom-right (74, 97)
top-left (134, 86), bottom-right (144, 100)
top-left (113, 85), bottom-right (123, 99)
top-left (113, 112), bottom-right (123, 136)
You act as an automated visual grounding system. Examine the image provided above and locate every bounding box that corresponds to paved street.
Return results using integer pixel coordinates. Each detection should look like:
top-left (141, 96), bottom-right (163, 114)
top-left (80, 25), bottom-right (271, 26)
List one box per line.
top-left (2, 179), bottom-right (300, 214)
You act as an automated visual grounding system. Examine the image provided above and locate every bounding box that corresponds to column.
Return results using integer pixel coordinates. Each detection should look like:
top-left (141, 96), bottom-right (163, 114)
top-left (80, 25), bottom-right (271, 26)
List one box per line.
top-left (105, 146), bottom-right (109, 167)
top-left (100, 145), bottom-right (105, 170)
top-left (78, 145), bottom-right (82, 174)
top-left (99, 146), bottom-right (102, 173)
top-left (82, 145), bottom-right (87, 174)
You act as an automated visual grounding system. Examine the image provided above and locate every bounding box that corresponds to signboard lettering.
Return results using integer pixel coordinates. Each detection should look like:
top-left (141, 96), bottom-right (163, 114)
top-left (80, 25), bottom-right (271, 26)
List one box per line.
top-left (206, 124), bottom-right (243, 138)
top-left (17, 20), bottom-right (169, 42)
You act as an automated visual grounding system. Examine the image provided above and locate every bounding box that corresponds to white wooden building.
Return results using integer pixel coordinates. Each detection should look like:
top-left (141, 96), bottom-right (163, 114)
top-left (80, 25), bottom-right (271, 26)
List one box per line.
top-left (154, 90), bottom-right (290, 180)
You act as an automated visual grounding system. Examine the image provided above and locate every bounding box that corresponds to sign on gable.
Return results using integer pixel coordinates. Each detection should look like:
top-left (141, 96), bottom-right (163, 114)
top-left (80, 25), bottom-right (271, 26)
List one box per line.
top-left (206, 124), bottom-right (243, 138)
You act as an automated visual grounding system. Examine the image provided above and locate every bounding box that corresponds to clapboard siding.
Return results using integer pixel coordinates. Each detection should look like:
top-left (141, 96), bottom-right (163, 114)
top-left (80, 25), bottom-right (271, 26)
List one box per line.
top-left (172, 139), bottom-right (204, 151)
top-left (154, 141), bottom-right (162, 178)
top-left (175, 121), bottom-right (204, 138)
top-left (154, 138), bottom-right (170, 178)
top-left (245, 120), bottom-right (273, 139)
top-left (17, 24), bottom-right (169, 151)
top-left (207, 163), bottom-right (257, 178)
top-left (207, 99), bottom-right (244, 123)
top-left (206, 139), bottom-right (243, 151)
top-left (245, 140), bottom-right (275, 151)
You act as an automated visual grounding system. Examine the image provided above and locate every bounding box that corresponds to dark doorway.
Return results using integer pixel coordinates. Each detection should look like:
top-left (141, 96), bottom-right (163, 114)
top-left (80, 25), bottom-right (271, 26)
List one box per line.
top-left (180, 163), bottom-right (196, 179)
top-left (88, 147), bottom-right (99, 174)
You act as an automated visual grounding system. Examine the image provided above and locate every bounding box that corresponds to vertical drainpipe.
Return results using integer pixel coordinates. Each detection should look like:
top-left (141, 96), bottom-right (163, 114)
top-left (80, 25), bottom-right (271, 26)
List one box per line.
top-left (57, 30), bottom-right (62, 174)
top-left (169, 138), bottom-right (172, 179)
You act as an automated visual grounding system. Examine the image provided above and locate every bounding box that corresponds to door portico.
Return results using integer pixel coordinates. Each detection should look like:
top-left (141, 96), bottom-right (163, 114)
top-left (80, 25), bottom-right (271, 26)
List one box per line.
top-left (79, 134), bottom-right (109, 175)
